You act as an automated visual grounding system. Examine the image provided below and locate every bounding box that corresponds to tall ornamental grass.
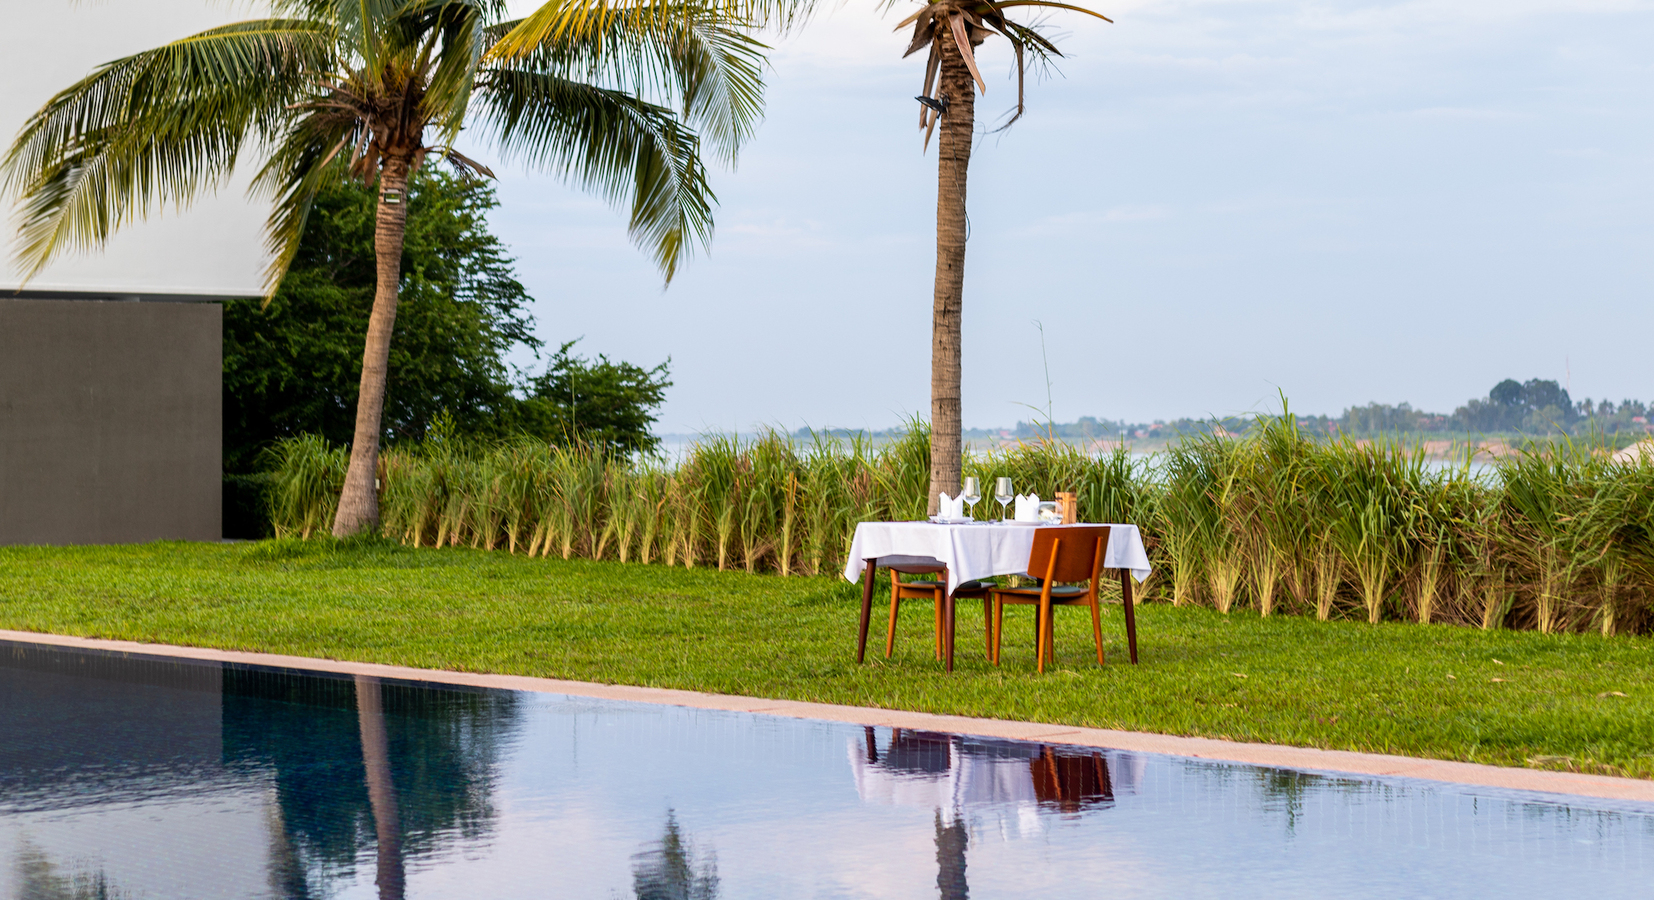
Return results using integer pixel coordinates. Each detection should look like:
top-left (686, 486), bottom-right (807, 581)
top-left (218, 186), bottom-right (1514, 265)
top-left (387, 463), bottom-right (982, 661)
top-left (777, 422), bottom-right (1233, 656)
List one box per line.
top-left (264, 413), bottom-right (1654, 635)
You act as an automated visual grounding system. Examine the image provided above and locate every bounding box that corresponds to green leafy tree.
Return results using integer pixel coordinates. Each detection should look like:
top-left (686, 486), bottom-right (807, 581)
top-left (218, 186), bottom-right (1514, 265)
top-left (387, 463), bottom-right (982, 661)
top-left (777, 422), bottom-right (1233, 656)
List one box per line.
top-left (223, 168), bottom-right (536, 473)
top-left (4, 0), bottom-right (776, 536)
top-left (520, 340), bottom-right (673, 454)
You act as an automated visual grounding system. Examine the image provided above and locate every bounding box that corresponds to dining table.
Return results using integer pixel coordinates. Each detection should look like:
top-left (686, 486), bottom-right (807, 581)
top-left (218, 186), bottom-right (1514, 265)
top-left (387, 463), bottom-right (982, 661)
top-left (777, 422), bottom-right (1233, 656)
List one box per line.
top-left (843, 521), bottom-right (1153, 671)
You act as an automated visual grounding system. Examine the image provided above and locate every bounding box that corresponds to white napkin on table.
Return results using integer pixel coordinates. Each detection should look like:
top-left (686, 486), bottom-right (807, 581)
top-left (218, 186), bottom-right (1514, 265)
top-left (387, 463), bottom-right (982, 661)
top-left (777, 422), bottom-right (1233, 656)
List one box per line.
top-left (938, 492), bottom-right (964, 519)
top-left (1014, 493), bottom-right (1041, 522)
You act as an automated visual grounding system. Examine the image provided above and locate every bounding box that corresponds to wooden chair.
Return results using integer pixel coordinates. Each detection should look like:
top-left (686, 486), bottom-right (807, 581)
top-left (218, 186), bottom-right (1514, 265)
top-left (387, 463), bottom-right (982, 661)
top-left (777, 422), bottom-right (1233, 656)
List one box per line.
top-left (880, 556), bottom-right (991, 661)
top-left (990, 526), bottom-right (1111, 672)
top-left (1030, 746), bottom-right (1114, 812)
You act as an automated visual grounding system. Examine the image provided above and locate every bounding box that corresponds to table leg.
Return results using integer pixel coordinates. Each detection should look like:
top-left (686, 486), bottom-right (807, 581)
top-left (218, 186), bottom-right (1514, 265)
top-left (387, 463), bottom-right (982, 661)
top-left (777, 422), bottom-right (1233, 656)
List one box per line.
top-left (982, 596), bottom-right (993, 659)
top-left (1121, 570), bottom-right (1139, 665)
top-left (857, 558), bottom-right (876, 664)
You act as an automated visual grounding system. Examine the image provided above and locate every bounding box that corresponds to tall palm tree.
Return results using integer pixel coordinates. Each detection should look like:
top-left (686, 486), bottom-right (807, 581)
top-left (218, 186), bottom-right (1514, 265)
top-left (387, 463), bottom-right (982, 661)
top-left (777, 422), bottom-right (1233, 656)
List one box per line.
top-left (2, 0), bottom-right (784, 536)
top-left (891, 0), bottom-right (1110, 512)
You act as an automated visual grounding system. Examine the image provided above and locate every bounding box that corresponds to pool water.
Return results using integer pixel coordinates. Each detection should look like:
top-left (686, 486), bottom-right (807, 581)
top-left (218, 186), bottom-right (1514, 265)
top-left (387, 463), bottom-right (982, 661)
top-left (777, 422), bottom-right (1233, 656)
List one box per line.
top-left (2, 639), bottom-right (1650, 899)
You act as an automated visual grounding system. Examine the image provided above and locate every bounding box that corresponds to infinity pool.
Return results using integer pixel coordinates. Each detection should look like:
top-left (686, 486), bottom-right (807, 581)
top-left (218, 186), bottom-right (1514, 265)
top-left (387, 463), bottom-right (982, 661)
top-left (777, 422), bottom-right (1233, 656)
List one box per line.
top-left (2, 639), bottom-right (1650, 899)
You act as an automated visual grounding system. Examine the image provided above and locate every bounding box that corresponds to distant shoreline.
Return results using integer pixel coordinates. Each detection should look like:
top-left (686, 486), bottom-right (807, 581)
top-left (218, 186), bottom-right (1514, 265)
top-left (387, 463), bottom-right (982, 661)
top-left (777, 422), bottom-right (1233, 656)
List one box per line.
top-left (654, 431), bottom-right (1646, 461)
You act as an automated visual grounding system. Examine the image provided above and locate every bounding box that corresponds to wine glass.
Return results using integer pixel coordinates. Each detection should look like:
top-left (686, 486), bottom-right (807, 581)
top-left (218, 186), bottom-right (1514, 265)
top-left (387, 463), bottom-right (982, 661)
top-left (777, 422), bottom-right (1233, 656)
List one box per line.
top-left (994, 477), bottom-right (1014, 521)
top-left (961, 476), bottom-right (981, 520)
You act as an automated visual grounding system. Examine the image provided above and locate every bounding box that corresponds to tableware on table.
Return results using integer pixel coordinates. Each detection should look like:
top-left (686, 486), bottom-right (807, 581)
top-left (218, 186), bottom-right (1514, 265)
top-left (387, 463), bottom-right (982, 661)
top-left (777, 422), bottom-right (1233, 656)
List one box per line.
top-left (961, 477), bottom-right (981, 519)
top-left (994, 478), bottom-right (1014, 520)
top-left (1036, 501), bottom-right (1062, 525)
top-left (1054, 491), bottom-right (1078, 524)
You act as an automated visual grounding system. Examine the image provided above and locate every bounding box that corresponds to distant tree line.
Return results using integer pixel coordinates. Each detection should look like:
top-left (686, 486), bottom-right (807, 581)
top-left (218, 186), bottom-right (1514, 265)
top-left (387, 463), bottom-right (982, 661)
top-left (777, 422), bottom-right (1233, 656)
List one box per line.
top-left (1313, 378), bottom-right (1650, 437)
top-left (990, 378), bottom-right (1651, 443)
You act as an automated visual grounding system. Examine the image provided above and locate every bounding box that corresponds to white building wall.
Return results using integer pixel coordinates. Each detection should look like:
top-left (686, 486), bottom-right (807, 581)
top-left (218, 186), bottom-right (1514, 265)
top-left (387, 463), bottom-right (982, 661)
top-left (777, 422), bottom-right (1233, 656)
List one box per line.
top-left (0, 1), bottom-right (272, 298)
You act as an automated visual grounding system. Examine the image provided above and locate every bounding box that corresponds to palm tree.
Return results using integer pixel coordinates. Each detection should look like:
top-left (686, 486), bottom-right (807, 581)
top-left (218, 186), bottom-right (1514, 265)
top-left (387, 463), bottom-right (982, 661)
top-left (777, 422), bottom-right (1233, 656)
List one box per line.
top-left (2, 0), bottom-right (782, 536)
top-left (890, 0), bottom-right (1110, 512)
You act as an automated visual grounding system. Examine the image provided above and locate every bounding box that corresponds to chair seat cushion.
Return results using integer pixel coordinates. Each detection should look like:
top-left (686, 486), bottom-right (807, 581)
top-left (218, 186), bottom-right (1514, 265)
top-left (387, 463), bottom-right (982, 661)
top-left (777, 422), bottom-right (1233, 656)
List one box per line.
top-left (879, 555), bottom-right (945, 572)
top-left (992, 584), bottom-right (1089, 600)
top-left (954, 580), bottom-right (991, 594)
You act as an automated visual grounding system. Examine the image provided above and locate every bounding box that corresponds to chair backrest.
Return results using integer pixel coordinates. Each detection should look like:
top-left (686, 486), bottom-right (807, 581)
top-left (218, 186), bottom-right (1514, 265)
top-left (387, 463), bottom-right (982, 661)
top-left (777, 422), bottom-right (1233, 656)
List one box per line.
top-left (1026, 525), bottom-right (1111, 583)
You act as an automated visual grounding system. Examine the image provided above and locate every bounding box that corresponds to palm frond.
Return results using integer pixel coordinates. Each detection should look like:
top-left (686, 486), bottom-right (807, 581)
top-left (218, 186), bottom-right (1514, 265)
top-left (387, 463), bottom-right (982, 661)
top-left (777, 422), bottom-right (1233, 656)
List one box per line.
top-left (1, 19), bottom-right (331, 280)
top-left (270, 0), bottom-right (401, 77)
top-left (892, 0), bottom-right (1105, 139)
top-left (989, 0), bottom-right (1111, 21)
top-left (475, 67), bottom-right (713, 281)
top-left (401, 0), bottom-right (502, 139)
top-left (486, 2), bottom-right (769, 165)
top-left (493, 0), bottom-right (812, 57)
top-left (250, 112), bottom-right (358, 296)
top-left (946, 13), bottom-right (988, 93)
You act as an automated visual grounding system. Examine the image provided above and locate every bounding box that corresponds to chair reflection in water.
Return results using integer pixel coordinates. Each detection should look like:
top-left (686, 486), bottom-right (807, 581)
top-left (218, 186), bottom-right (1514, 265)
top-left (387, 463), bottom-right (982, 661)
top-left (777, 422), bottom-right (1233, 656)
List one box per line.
top-left (849, 727), bottom-right (1117, 899)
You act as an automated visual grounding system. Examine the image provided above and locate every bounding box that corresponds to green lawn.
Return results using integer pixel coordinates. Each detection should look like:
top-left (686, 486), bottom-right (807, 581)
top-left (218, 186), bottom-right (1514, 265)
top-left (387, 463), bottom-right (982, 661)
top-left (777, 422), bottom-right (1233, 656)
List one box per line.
top-left (2, 539), bottom-right (1651, 778)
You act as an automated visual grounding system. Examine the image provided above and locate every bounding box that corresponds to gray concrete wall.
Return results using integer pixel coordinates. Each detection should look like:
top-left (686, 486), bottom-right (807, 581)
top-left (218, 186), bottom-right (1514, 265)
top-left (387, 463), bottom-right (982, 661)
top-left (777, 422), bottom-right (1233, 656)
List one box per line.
top-left (0, 299), bottom-right (221, 544)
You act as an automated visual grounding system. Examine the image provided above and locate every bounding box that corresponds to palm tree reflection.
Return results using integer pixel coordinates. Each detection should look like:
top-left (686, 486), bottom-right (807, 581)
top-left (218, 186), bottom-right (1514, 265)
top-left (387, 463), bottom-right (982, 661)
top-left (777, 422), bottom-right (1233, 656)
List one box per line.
top-left (220, 667), bottom-right (519, 899)
top-left (934, 809), bottom-right (969, 900)
top-left (13, 842), bottom-right (131, 900)
top-left (356, 675), bottom-right (405, 900)
top-left (631, 810), bottom-right (720, 900)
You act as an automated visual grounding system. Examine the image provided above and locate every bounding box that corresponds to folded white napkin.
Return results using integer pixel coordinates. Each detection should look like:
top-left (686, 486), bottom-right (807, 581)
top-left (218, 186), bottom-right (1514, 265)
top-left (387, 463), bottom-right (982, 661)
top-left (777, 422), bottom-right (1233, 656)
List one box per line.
top-left (938, 492), bottom-right (964, 519)
top-left (1014, 493), bottom-right (1041, 522)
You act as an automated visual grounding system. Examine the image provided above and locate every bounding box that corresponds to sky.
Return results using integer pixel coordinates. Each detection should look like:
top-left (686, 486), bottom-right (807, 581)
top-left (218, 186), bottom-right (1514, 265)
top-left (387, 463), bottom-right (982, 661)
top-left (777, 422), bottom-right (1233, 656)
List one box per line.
top-left (7, 0), bottom-right (1654, 432)
top-left (480, 0), bottom-right (1654, 433)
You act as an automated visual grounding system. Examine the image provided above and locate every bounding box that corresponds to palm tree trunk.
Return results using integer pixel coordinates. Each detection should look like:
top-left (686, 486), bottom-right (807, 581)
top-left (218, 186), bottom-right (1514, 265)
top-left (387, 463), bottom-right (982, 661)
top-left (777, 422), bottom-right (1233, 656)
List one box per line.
top-left (334, 158), bottom-right (412, 537)
top-left (356, 674), bottom-right (406, 900)
top-left (927, 27), bottom-right (976, 515)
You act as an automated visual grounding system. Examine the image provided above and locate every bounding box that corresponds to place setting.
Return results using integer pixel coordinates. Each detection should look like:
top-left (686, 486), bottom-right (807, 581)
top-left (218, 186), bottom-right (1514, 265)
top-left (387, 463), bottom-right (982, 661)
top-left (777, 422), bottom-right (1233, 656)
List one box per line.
top-left (930, 477), bottom-right (1076, 525)
top-left (845, 476), bottom-right (1154, 672)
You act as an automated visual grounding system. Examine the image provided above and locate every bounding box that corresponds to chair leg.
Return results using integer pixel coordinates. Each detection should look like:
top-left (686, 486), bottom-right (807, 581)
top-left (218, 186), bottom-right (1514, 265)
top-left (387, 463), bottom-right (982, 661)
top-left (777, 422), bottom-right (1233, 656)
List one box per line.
top-left (1036, 599), bottom-right (1050, 674)
top-left (1089, 597), bottom-right (1106, 665)
top-left (885, 575), bottom-right (901, 658)
top-left (1032, 605), bottom-right (1040, 665)
top-left (1044, 601), bottom-right (1058, 670)
top-left (943, 587), bottom-right (956, 673)
top-left (933, 591), bottom-right (943, 660)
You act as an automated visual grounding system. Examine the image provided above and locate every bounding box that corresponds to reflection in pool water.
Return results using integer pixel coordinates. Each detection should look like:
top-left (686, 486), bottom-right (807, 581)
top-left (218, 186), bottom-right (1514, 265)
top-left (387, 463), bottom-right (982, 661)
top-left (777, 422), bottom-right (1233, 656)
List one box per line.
top-left (1, 639), bottom-right (1651, 899)
top-left (850, 729), bottom-right (1118, 898)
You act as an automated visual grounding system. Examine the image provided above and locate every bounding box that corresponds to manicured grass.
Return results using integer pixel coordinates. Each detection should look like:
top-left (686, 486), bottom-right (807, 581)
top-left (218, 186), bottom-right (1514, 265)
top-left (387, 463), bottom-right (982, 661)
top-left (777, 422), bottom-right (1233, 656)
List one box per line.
top-left (3, 539), bottom-right (1652, 778)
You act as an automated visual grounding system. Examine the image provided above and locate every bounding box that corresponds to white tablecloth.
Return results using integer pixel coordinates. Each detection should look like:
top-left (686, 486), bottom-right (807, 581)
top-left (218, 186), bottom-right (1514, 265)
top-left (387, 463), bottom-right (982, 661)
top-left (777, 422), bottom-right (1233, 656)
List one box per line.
top-left (842, 522), bottom-right (1152, 595)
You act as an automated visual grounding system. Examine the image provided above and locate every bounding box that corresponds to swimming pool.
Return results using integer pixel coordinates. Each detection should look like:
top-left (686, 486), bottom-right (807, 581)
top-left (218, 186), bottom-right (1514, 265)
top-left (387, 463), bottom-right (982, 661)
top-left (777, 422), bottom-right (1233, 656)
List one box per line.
top-left (2, 638), bottom-right (1649, 898)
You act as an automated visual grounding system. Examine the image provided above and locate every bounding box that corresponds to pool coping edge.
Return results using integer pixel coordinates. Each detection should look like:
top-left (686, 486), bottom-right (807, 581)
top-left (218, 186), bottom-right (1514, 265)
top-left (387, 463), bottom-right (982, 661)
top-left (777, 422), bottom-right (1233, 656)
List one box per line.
top-left (5, 627), bottom-right (1651, 804)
